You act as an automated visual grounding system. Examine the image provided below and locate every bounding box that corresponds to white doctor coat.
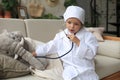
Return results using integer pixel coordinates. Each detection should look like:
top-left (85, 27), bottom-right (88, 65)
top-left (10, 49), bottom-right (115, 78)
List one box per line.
top-left (36, 28), bottom-right (99, 80)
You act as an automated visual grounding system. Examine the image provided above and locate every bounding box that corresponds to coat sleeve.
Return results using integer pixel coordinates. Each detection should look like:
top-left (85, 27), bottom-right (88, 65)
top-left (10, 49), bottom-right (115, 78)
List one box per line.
top-left (76, 32), bottom-right (98, 60)
top-left (35, 35), bottom-right (59, 56)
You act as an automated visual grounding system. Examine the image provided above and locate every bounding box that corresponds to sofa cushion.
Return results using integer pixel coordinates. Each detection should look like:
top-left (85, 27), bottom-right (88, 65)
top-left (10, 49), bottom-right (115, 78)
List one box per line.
top-left (95, 55), bottom-right (120, 79)
top-left (0, 18), bottom-right (27, 37)
top-left (5, 75), bottom-right (45, 80)
top-left (24, 19), bottom-right (64, 42)
top-left (98, 40), bottom-right (120, 59)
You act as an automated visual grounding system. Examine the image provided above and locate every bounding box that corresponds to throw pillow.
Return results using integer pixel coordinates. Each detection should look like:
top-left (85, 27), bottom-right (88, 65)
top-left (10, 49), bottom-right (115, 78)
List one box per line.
top-left (86, 27), bottom-right (104, 42)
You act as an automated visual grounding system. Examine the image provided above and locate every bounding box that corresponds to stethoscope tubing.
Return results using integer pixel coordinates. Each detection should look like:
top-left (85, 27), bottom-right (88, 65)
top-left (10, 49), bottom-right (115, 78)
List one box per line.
top-left (35, 42), bottom-right (73, 59)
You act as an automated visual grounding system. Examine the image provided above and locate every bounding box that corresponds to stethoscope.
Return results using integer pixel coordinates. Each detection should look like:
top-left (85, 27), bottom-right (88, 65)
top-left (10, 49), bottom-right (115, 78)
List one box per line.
top-left (35, 42), bottom-right (73, 59)
top-left (35, 30), bottom-right (74, 59)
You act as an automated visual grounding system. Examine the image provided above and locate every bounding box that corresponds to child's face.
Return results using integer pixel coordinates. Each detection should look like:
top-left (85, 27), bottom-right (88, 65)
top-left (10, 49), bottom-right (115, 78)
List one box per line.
top-left (65, 18), bottom-right (82, 34)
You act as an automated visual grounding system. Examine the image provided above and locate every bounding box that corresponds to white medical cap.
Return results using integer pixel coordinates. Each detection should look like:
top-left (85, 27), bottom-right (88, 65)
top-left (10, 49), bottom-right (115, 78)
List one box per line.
top-left (63, 6), bottom-right (85, 24)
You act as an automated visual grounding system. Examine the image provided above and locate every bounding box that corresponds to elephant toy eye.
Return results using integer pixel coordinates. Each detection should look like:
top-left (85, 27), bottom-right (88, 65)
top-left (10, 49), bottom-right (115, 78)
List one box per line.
top-left (12, 37), bottom-right (15, 40)
top-left (6, 51), bottom-right (9, 54)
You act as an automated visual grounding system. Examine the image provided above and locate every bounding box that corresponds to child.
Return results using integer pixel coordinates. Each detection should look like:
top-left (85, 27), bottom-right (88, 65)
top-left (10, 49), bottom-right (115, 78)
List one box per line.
top-left (32, 6), bottom-right (99, 80)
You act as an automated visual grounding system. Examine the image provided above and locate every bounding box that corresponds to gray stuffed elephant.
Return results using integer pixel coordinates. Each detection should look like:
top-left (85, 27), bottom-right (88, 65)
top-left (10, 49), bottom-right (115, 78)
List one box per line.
top-left (0, 30), bottom-right (47, 70)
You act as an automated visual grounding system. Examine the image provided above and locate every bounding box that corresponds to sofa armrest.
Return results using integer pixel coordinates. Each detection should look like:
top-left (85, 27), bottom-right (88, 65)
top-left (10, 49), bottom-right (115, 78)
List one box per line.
top-left (103, 36), bottom-right (120, 41)
top-left (97, 36), bottom-right (120, 59)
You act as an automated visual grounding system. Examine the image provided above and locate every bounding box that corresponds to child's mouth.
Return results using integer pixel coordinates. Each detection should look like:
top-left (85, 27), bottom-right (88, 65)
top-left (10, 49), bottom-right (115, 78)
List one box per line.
top-left (70, 30), bottom-right (74, 33)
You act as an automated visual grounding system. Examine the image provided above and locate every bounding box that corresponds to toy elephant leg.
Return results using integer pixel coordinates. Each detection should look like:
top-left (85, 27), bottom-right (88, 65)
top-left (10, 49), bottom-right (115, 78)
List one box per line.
top-left (20, 50), bottom-right (45, 70)
top-left (10, 43), bottom-right (45, 70)
top-left (37, 58), bottom-right (48, 69)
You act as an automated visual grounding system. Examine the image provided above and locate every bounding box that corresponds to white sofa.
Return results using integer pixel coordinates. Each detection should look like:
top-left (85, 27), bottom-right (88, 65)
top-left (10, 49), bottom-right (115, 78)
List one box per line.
top-left (0, 18), bottom-right (120, 80)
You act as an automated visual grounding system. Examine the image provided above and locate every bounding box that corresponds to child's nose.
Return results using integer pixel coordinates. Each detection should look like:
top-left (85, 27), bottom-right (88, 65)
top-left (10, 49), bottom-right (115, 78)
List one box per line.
top-left (70, 23), bottom-right (74, 28)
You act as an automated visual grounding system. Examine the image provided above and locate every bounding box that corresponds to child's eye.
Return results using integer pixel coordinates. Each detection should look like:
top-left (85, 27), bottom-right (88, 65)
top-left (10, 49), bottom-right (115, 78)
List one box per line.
top-left (74, 23), bottom-right (79, 25)
top-left (67, 21), bottom-right (72, 24)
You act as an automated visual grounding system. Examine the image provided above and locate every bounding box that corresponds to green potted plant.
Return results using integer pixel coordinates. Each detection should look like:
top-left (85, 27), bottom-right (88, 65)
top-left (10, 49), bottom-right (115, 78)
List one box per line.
top-left (64, 0), bottom-right (78, 8)
top-left (0, 4), bottom-right (4, 18)
top-left (1, 0), bottom-right (18, 18)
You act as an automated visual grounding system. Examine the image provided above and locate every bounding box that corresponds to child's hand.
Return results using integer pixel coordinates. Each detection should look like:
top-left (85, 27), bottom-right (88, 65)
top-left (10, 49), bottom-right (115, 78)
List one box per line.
top-left (32, 51), bottom-right (37, 56)
top-left (67, 34), bottom-right (80, 46)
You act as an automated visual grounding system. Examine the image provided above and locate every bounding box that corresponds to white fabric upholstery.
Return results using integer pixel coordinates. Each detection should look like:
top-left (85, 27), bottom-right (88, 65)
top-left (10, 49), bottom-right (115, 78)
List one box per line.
top-left (95, 55), bottom-right (120, 79)
top-left (6, 75), bottom-right (46, 80)
top-left (0, 18), bottom-right (27, 37)
top-left (24, 19), bottom-right (64, 42)
top-left (98, 40), bottom-right (120, 59)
